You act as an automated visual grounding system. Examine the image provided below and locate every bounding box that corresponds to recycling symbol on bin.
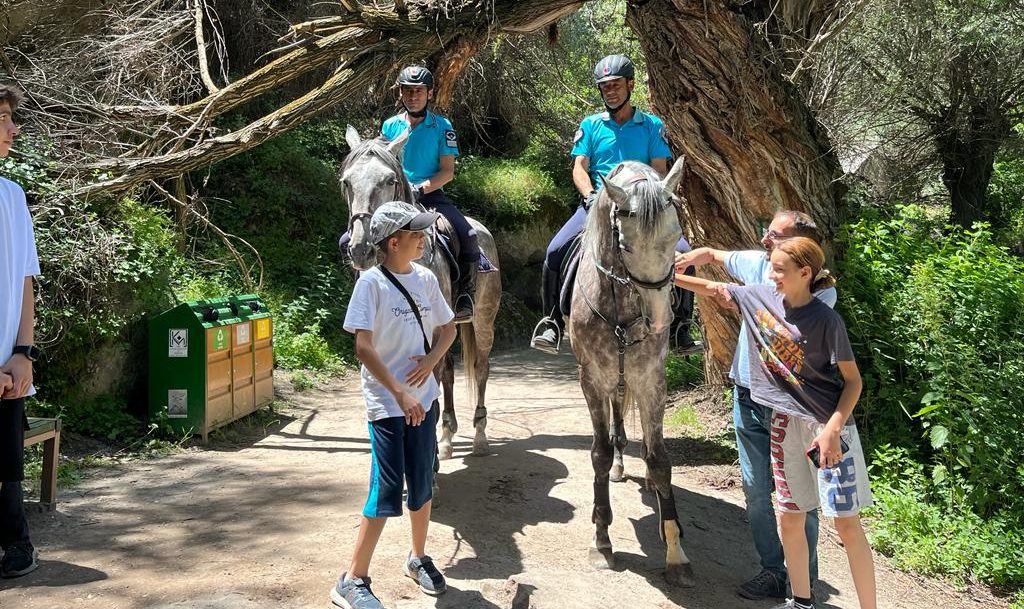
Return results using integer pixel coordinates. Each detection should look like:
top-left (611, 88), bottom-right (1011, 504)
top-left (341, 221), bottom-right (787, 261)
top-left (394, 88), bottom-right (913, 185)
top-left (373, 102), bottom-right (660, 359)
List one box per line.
top-left (215, 328), bottom-right (226, 350)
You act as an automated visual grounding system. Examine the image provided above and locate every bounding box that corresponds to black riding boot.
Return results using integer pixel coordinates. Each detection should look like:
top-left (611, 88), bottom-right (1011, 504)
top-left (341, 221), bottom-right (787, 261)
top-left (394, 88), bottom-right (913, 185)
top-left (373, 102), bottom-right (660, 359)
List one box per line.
top-left (454, 260), bottom-right (478, 324)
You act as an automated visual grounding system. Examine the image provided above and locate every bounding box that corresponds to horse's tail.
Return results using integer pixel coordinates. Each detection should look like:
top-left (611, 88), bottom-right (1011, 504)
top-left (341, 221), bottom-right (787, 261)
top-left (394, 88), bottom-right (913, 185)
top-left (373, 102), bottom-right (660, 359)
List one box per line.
top-left (460, 322), bottom-right (478, 407)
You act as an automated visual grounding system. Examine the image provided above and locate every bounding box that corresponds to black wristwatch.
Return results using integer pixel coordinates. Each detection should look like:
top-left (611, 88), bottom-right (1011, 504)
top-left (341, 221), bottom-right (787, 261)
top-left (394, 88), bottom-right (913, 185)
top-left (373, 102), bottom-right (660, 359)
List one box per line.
top-left (12, 345), bottom-right (40, 362)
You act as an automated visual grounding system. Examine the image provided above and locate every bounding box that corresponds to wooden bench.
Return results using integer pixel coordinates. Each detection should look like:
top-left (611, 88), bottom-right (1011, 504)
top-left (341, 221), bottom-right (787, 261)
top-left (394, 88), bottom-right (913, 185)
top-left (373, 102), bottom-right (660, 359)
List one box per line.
top-left (24, 417), bottom-right (60, 511)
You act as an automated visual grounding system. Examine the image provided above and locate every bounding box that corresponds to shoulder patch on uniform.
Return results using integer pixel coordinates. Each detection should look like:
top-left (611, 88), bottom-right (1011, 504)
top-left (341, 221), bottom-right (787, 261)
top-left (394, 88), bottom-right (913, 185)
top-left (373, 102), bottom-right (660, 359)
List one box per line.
top-left (445, 129), bottom-right (458, 146)
top-left (573, 128), bottom-right (584, 143)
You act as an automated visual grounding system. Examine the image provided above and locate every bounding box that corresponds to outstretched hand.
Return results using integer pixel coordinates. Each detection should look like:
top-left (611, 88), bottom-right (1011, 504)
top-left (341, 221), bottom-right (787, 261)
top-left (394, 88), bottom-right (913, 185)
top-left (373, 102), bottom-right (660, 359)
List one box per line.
top-left (708, 282), bottom-right (737, 311)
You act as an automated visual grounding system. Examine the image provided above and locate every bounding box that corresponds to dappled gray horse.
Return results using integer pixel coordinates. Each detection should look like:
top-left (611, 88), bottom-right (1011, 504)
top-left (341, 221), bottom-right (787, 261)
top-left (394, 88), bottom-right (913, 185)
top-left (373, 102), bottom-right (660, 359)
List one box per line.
top-left (569, 158), bottom-right (695, 587)
top-left (341, 126), bottom-right (501, 459)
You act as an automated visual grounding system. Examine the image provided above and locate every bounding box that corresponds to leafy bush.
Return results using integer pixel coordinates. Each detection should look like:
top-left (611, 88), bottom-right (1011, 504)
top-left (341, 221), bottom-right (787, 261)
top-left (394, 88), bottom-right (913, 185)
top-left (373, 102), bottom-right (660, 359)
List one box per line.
top-left (839, 206), bottom-right (1024, 588)
top-left (446, 155), bottom-right (573, 230)
top-left (666, 353), bottom-right (704, 392)
top-left (988, 149), bottom-right (1024, 249)
top-left (867, 445), bottom-right (1024, 587)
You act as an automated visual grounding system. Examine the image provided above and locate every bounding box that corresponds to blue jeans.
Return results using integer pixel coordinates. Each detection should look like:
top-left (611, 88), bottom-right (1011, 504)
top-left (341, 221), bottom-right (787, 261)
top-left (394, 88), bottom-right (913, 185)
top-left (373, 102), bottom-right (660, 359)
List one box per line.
top-left (734, 386), bottom-right (819, 583)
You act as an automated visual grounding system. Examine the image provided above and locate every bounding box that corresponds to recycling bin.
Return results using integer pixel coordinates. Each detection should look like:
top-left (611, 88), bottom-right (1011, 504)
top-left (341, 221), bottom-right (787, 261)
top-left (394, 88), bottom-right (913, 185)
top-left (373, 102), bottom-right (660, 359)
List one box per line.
top-left (148, 296), bottom-right (274, 441)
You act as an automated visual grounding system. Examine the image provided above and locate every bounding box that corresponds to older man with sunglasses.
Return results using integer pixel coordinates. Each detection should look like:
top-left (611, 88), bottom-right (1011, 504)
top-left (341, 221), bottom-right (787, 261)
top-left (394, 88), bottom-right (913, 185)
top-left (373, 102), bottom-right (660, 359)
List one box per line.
top-left (674, 210), bottom-right (836, 602)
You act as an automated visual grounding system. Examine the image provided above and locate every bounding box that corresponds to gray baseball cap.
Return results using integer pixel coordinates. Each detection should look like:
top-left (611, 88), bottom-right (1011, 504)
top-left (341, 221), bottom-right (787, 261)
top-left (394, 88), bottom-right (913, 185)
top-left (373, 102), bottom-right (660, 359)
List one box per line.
top-left (369, 201), bottom-right (439, 244)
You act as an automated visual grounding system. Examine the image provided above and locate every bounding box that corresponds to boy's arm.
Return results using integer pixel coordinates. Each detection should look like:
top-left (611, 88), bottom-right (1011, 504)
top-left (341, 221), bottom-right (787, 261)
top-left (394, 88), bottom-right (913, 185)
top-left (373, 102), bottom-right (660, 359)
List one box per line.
top-left (405, 320), bottom-right (456, 388)
top-left (353, 329), bottom-right (426, 425)
top-left (1, 277), bottom-right (34, 399)
top-left (814, 359), bottom-right (862, 468)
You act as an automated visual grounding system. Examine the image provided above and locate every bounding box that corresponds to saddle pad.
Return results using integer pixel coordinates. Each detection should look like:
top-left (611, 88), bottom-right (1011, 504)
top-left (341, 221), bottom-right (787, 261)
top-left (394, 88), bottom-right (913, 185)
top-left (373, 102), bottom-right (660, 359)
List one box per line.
top-left (435, 232), bottom-right (498, 275)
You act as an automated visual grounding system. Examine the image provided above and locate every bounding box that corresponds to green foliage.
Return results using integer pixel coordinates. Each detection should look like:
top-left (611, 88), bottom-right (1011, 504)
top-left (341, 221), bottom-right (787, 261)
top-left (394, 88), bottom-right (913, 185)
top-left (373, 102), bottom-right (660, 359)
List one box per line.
top-left (867, 445), bottom-right (1024, 587)
top-left (988, 148), bottom-right (1024, 246)
top-left (28, 396), bottom-right (142, 443)
top-left (201, 119), bottom-right (356, 368)
top-left (447, 155), bottom-right (572, 230)
top-left (839, 207), bottom-right (1024, 588)
top-left (290, 370), bottom-right (315, 392)
top-left (665, 353), bottom-right (704, 392)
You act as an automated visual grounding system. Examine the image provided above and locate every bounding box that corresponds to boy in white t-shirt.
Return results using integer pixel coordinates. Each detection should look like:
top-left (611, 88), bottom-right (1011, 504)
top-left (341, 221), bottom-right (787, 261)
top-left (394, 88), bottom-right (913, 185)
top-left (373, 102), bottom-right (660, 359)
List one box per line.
top-left (330, 201), bottom-right (456, 609)
top-left (0, 83), bottom-right (42, 579)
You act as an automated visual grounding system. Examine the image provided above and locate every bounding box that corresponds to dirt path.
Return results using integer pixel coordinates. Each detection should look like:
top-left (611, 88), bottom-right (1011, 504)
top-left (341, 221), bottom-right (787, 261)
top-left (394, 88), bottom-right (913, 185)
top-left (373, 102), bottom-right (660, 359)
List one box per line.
top-left (0, 349), bottom-right (997, 608)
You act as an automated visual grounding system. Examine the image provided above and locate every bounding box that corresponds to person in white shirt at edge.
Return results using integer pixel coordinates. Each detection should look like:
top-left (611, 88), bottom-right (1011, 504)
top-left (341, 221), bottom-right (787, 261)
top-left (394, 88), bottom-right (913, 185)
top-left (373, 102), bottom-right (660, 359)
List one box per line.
top-left (0, 82), bottom-right (42, 580)
top-left (671, 211), bottom-right (836, 602)
top-left (330, 201), bottom-right (456, 609)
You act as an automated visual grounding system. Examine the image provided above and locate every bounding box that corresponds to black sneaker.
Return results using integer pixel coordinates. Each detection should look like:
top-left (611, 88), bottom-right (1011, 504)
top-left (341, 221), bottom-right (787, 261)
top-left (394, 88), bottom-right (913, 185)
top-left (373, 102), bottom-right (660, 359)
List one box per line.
top-left (737, 568), bottom-right (787, 600)
top-left (1, 543), bottom-right (39, 578)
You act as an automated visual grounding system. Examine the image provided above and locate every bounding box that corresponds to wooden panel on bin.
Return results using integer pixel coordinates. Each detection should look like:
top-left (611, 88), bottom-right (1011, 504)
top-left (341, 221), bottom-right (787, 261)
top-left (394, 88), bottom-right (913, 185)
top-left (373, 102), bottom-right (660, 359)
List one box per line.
top-left (206, 357), bottom-right (231, 398)
top-left (206, 326), bottom-right (232, 356)
top-left (254, 346), bottom-right (273, 376)
top-left (206, 393), bottom-right (233, 428)
top-left (255, 377), bottom-right (274, 406)
top-left (233, 384), bottom-right (256, 418)
top-left (233, 353), bottom-right (254, 385)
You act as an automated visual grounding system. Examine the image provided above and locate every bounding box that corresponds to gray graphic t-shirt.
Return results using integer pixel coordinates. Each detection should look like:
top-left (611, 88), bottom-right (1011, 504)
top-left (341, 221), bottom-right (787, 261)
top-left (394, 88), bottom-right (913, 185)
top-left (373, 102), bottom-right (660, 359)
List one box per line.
top-left (726, 284), bottom-right (855, 425)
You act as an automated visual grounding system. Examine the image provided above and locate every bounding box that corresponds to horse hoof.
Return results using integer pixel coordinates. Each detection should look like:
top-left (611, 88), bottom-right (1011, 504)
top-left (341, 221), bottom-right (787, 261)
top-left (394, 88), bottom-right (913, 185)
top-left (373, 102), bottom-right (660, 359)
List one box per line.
top-left (438, 441), bottom-right (454, 460)
top-left (665, 562), bottom-right (696, 588)
top-left (431, 482), bottom-right (440, 507)
top-left (471, 442), bottom-right (490, 456)
top-left (588, 546), bottom-right (615, 570)
top-left (609, 464), bottom-right (625, 483)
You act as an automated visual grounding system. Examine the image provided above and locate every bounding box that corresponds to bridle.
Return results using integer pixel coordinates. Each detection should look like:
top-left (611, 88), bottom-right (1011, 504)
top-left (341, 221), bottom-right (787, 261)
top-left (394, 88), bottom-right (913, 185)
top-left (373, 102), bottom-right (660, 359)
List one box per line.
top-left (345, 142), bottom-right (438, 267)
top-left (581, 176), bottom-right (680, 397)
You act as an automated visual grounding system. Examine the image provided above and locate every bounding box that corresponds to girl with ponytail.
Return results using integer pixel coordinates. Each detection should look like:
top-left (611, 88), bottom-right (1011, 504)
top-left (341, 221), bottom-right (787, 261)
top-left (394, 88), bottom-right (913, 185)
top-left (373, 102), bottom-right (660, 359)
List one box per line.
top-left (723, 237), bottom-right (877, 609)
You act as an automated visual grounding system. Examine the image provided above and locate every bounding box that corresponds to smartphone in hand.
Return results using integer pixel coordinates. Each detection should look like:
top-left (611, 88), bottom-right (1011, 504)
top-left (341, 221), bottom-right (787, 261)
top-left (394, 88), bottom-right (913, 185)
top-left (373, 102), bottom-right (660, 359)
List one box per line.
top-left (806, 437), bottom-right (851, 469)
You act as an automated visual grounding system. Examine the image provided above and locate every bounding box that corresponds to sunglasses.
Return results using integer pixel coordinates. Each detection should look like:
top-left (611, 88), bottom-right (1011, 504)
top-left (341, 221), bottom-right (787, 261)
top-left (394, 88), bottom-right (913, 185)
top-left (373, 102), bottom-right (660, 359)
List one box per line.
top-left (762, 228), bottom-right (788, 241)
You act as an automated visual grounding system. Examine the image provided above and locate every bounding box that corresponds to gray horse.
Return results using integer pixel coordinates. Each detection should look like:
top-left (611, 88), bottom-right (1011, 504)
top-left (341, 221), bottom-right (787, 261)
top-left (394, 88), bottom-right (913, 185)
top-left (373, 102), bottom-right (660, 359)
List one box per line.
top-left (568, 158), bottom-right (695, 587)
top-left (341, 126), bottom-right (501, 459)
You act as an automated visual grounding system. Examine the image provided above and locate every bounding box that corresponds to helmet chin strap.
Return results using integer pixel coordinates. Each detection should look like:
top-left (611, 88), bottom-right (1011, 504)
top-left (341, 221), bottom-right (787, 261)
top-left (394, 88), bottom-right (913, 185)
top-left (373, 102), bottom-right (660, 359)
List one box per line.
top-left (402, 100), bottom-right (429, 118)
top-left (602, 89), bottom-right (632, 115)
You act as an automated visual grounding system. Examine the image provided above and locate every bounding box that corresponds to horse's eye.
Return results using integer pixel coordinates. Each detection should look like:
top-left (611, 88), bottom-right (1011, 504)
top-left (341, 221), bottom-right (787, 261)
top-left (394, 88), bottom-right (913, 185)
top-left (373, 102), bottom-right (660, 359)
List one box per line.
top-left (387, 177), bottom-right (399, 186)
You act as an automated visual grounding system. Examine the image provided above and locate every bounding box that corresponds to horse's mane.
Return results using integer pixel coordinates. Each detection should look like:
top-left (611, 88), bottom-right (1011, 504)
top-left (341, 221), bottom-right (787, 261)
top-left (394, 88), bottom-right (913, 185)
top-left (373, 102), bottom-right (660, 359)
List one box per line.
top-left (341, 136), bottom-right (417, 205)
top-left (585, 161), bottom-right (666, 239)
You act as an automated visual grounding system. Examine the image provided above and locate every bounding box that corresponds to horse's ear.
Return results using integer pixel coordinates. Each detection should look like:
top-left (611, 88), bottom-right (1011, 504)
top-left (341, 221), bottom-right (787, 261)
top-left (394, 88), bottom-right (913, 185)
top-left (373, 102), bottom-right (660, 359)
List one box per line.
top-left (345, 125), bottom-right (361, 149)
top-left (599, 175), bottom-right (630, 209)
top-left (387, 128), bottom-right (410, 157)
top-left (660, 155), bottom-right (686, 194)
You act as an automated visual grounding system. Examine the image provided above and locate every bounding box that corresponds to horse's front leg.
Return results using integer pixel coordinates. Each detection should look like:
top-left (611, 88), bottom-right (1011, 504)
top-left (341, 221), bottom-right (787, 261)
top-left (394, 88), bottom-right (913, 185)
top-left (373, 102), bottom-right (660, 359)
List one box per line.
top-left (609, 411), bottom-right (628, 482)
top-left (582, 374), bottom-right (616, 570)
top-left (437, 353), bottom-right (458, 460)
top-left (638, 394), bottom-right (695, 588)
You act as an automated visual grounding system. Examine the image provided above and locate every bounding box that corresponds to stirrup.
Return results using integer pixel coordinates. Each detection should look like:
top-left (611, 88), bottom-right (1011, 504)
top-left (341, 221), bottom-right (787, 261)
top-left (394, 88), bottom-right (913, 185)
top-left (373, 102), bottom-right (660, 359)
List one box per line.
top-left (530, 317), bottom-right (562, 354)
top-left (454, 294), bottom-right (474, 324)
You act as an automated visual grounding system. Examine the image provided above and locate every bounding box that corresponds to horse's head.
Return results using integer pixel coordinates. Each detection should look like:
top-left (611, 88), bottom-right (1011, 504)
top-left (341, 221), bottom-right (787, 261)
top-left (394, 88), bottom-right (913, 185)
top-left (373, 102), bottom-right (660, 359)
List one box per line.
top-left (596, 157), bottom-right (686, 333)
top-left (340, 125), bottom-right (416, 270)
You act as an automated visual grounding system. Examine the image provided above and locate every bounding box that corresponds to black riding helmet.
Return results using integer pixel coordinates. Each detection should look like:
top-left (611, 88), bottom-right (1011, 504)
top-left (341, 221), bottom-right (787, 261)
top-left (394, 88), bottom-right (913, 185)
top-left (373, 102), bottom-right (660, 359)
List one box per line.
top-left (593, 54), bottom-right (635, 84)
top-left (593, 55), bottom-right (635, 114)
top-left (396, 65), bottom-right (434, 90)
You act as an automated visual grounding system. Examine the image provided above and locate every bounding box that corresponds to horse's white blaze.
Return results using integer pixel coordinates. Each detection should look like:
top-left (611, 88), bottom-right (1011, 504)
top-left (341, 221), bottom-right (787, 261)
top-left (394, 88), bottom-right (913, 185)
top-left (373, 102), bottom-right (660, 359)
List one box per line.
top-left (664, 519), bottom-right (690, 565)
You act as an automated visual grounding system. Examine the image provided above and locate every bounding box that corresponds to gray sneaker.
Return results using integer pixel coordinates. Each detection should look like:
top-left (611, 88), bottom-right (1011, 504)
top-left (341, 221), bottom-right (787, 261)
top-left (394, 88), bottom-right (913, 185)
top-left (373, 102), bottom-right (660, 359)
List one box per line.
top-left (404, 554), bottom-right (446, 596)
top-left (330, 573), bottom-right (384, 609)
top-left (737, 568), bottom-right (788, 600)
top-left (0, 543), bottom-right (38, 578)
top-left (770, 599), bottom-right (816, 609)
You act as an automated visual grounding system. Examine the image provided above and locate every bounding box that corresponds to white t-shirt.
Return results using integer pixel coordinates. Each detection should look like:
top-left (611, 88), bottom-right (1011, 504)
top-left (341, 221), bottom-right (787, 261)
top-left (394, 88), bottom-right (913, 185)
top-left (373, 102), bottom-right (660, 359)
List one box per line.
top-left (0, 177), bottom-right (40, 396)
top-left (343, 263), bottom-right (454, 421)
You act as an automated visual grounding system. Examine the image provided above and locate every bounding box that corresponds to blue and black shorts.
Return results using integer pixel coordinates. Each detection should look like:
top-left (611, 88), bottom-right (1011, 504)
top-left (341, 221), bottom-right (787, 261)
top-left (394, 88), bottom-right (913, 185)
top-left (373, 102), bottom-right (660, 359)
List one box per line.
top-left (363, 406), bottom-right (436, 518)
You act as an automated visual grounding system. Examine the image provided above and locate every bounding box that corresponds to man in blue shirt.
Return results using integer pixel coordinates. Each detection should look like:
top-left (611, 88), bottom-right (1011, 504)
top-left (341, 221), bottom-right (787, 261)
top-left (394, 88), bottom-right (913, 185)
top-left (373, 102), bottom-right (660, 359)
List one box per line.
top-left (673, 211), bottom-right (836, 602)
top-left (530, 55), bottom-right (681, 353)
top-left (341, 66), bottom-right (478, 322)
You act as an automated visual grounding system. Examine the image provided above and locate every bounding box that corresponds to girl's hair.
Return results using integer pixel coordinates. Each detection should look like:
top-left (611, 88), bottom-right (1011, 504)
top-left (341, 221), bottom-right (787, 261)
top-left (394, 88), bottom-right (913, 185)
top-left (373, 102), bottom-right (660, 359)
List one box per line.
top-left (0, 84), bottom-right (24, 111)
top-left (775, 237), bottom-right (836, 292)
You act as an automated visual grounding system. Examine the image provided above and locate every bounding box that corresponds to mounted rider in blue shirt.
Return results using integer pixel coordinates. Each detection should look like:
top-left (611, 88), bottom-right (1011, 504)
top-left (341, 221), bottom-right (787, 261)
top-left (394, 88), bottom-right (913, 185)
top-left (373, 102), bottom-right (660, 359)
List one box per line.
top-left (531, 55), bottom-right (690, 354)
top-left (387, 66), bottom-right (478, 323)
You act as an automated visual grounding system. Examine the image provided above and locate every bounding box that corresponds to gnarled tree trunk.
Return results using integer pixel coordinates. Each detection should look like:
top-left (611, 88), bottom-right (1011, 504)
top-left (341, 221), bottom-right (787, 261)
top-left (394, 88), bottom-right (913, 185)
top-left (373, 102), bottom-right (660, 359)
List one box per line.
top-left (628, 0), bottom-right (843, 382)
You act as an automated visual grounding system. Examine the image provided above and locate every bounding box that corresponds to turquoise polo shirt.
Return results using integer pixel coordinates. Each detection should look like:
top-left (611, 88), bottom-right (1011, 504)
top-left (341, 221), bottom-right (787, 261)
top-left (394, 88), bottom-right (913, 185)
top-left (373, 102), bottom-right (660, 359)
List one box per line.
top-left (381, 111), bottom-right (459, 186)
top-left (570, 109), bottom-right (672, 186)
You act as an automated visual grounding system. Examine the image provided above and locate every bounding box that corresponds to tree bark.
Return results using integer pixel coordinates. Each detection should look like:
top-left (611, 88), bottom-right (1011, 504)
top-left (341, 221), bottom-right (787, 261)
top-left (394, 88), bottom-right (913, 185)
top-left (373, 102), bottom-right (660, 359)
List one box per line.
top-left (628, 0), bottom-right (843, 382)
